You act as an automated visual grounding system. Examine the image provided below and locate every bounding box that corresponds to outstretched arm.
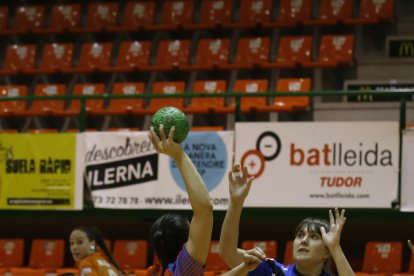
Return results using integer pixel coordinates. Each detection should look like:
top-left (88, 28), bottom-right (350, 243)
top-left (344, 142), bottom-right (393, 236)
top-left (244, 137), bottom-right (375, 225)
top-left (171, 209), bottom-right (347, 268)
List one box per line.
top-left (321, 208), bottom-right (355, 276)
top-left (149, 125), bottom-right (213, 264)
top-left (219, 163), bottom-right (254, 268)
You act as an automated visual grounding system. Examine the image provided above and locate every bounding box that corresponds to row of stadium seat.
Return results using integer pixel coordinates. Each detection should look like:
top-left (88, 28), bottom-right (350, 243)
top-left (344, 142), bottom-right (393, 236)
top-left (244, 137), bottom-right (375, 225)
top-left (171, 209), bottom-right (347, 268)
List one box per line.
top-left (0, 0), bottom-right (394, 35)
top-left (0, 35), bottom-right (354, 76)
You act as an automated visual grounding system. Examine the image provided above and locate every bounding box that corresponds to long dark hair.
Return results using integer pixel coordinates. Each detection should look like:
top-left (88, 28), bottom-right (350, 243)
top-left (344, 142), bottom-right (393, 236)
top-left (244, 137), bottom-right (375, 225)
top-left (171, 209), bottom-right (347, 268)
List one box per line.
top-left (72, 226), bottom-right (122, 272)
top-left (149, 213), bottom-right (190, 272)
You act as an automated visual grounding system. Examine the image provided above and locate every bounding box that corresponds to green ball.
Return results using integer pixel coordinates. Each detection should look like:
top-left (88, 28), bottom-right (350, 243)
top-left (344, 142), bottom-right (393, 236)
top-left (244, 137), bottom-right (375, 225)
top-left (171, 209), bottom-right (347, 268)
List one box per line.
top-left (150, 106), bottom-right (190, 144)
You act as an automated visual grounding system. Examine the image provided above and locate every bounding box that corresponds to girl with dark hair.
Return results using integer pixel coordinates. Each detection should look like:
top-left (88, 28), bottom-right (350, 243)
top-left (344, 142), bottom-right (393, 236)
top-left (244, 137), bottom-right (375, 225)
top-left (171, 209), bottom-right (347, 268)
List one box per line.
top-left (219, 163), bottom-right (355, 276)
top-left (69, 226), bottom-right (122, 276)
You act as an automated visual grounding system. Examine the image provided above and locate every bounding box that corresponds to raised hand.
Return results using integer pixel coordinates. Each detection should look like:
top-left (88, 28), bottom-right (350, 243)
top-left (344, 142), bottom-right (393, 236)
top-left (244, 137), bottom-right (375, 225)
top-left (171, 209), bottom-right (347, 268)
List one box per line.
top-left (148, 124), bottom-right (182, 160)
top-left (242, 247), bottom-right (266, 271)
top-left (227, 163), bottom-right (254, 205)
top-left (321, 208), bottom-right (346, 251)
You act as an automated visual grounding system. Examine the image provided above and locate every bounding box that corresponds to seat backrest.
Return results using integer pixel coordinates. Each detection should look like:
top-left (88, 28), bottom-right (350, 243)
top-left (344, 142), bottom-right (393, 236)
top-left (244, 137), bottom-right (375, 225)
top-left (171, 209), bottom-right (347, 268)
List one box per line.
top-left (318, 0), bottom-right (353, 21)
top-left (409, 251), bottom-right (414, 273)
top-left (241, 240), bottom-right (277, 259)
top-left (205, 240), bottom-right (229, 271)
top-left (0, 7), bottom-right (9, 30)
top-left (190, 80), bottom-right (227, 109)
top-left (284, 240), bottom-right (294, 265)
top-left (29, 239), bottom-right (65, 269)
top-left (113, 240), bottom-right (148, 270)
top-left (160, 0), bottom-right (194, 25)
top-left (358, 0), bottom-right (394, 21)
top-left (69, 83), bottom-right (105, 111)
top-left (49, 4), bottom-right (81, 30)
top-left (275, 78), bottom-right (311, 110)
top-left (276, 36), bottom-right (312, 63)
top-left (233, 79), bottom-right (268, 110)
top-left (109, 82), bottom-right (145, 111)
top-left (86, 3), bottom-right (119, 29)
top-left (199, 0), bottom-right (232, 25)
top-left (123, 1), bottom-right (155, 26)
top-left (0, 85), bottom-right (28, 113)
top-left (318, 34), bottom-right (354, 63)
top-left (362, 241), bottom-right (402, 273)
top-left (41, 43), bottom-right (74, 71)
top-left (0, 239), bottom-right (24, 268)
top-left (194, 38), bottom-right (230, 66)
top-left (78, 42), bottom-right (112, 69)
top-left (154, 40), bottom-right (190, 67)
top-left (149, 82), bottom-right (186, 110)
top-left (234, 37), bottom-right (269, 64)
top-left (3, 44), bottom-right (36, 71)
top-left (31, 84), bottom-right (66, 112)
top-left (14, 4), bottom-right (45, 30)
top-left (116, 41), bottom-right (151, 68)
top-left (278, 0), bottom-right (313, 21)
top-left (238, 0), bottom-right (272, 23)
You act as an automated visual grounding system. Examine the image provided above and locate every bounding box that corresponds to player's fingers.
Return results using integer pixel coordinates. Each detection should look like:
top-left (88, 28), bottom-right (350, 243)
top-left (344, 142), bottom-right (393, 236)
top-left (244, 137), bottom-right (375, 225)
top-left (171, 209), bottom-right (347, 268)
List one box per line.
top-left (168, 126), bottom-right (175, 144)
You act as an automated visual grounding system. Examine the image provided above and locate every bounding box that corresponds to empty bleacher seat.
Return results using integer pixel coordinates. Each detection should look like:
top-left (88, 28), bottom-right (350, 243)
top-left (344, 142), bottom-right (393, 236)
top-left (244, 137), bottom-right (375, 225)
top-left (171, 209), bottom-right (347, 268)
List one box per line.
top-left (304, 0), bottom-right (353, 26)
top-left (63, 83), bottom-right (105, 116)
top-left (112, 240), bottom-right (148, 274)
top-left (35, 3), bottom-right (81, 33)
top-left (145, 82), bottom-right (186, 114)
top-left (70, 2), bottom-right (119, 33)
top-left (205, 240), bottom-right (229, 274)
top-left (345, 0), bottom-right (394, 25)
top-left (63, 42), bottom-right (112, 74)
top-left (263, 0), bottom-right (312, 27)
top-left (232, 79), bottom-right (278, 113)
top-left (0, 85), bottom-right (28, 117)
top-left (19, 84), bottom-right (66, 117)
top-left (143, 40), bottom-right (190, 71)
top-left (104, 41), bottom-right (151, 73)
top-left (283, 240), bottom-right (293, 265)
top-left (272, 78), bottom-right (311, 111)
top-left (25, 43), bottom-right (74, 74)
top-left (0, 44), bottom-right (36, 75)
top-left (0, 239), bottom-right (24, 271)
top-left (108, 1), bottom-right (156, 32)
top-left (9, 5), bottom-right (45, 33)
top-left (223, 0), bottom-right (272, 29)
top-left (0, 7), bottom-right (9, 32)
top-left (186, 0), bottom-right (233, 29)
top-left (146, 0), bottom-right (194, 30)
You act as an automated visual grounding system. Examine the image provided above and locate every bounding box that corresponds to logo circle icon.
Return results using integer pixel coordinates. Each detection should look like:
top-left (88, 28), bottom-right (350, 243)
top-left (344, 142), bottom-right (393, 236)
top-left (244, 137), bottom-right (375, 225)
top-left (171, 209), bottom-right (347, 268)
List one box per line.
top-left (256, 131), bottom-right (281, 161)
top-left (241, 150), bottom-right (265, 178)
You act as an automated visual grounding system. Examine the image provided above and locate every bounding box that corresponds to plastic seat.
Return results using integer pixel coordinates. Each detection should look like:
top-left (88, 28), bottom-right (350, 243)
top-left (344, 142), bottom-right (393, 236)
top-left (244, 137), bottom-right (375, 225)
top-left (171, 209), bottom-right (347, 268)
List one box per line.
top-left (303, 35), bottom-right (354, 68)
top-left (0, 85), bottom-right (28, 117)
top-left (8, 5), bottom-right (45, 34)
top-left (0, 7), bottom-right (9, 32)
top-left (104, 41), bottom-right (151, 72)
top-left (262, 36), bottom-right (312, 68)
top-left (284, 240), bottom-right (294, 265)
top-left (70, 3), bottom-right (119, 33)
top-left (143, 40), bottom-right (190, 71)
top-left (271, 78), bottom-right (311, 111)
top-left (145, 82), bottom-right (186, 114)
top-left (233, 79), bottom-right (276, 113)
top-left (345, 0), bottom-right (394, 25)
top-left (185, 0), bottom-right (232, 29)
top-left (304, 0), bottom-right (353, 26)
top-left (25, 43), bottom-right (74, 74)
top-left (263, 0), bottom-right (312, 27)
top-left (241, 240), bottom-right (277, 259)
top-left (0, 239), bottom-right (24, 271)
top-left (108, 1), bottom-right (156, 32)
top-left (113, 240), bottom-right (148, 273)
top-left (34, 4), bottom-right (81, 33)
top-left (220, 37), bottom-right (269, 70)
top-left (181, 38), bottom-right (230, 71)
top-left (205, 240), bottom-right (229, 274)
top-left (146, 0), bottom-right (194, 30)
top-left (63, 42), bottom-right (112, 74)
top-left (63, 83), bottom-right (105, 116)
top-left (185, 80), bottom-right (233, 114)
top-left (19, 84), bottom-right (66, 117)
top-left (0, 44), bottom-right (36, 75)
top-left (224, 0), bottom-right (272, 28)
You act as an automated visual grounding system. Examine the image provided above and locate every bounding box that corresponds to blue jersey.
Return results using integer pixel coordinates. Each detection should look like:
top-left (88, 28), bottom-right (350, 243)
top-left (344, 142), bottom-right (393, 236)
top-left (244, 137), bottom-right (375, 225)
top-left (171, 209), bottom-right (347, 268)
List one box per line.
top-left (248, 259), bottom-right (331, 276)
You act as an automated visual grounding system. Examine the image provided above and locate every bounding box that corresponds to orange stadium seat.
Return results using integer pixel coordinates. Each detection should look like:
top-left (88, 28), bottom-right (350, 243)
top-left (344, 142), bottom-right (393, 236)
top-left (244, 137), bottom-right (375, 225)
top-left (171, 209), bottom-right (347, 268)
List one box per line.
top-left (205, 241), bottom-right (229, 274)
top-left (262, 36), bottom-right (312, 68)
top-left (143, 40), bottom-right (190, 71)
top-left (304, 0), bottom-right (353, 26)
top-left (345, 0), bottom-right (394, 25)
top-left (0, 239), bottom-right (24, 271)
top-left (104, 41), bottom-right (151, 72)
top-left (145, 82), bottom-right (186, 114)
top-left (185, 80), bottom-right (233, 114)
top-left (271, 78), bottom-right (311, 111)
top-left (303, 35), bottom-right (354, 68)
top-left (69, 2), bottom-right (119, 33)
top-left (233, 79), bottom-right (278, 113)
top-left (19, 84), bottom-right (66, 117)
top-left (25, 43), bottom-right (74, 74)
top-left (284, 240), bottom-right (294, 265)
top-left (181, 38), bottom-right (230, 71)
top-left (0, 7), bottom-right (9, 32)
top-left (63, 42), bottom-right (112, 74)
top-left (242, 240), bottom-right (277, 259)
top-left (220, 37), bottom-right (270, 70)
top-left (0, 44), bottom-right (36, 75)
top-left (147, 0), bottom-right (194, 30)
top-left (63, 83), bottom-right (105, 116)
top-left (113, 240), bottom-right (148, 274)
top-left (35, 3), bottom-right (81, 33)
top-left (0, 85), bottom-right (28, 117)
top-left (9, 5), bottom-right (45, 33)
top-left (108, 1), bottom-right (156, 32)
top-left (186, 0), bottom-right (233, 29)
top-left (224, 0), bottom-right (272, 28)
top-left (263, 0), bottom-right (312, 27)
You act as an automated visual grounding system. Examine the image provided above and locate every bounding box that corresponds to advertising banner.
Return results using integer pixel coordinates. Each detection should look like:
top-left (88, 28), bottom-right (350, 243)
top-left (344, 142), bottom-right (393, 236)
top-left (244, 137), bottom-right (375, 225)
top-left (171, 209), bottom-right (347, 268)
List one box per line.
top-left (0, 133), bottom-right (82, 210)
top-left (235, 122), bottom-right (399, 208)
top-left (401, 129), bottom-right (414, 212)
top-left (80, 131), bottom-right (234, 210)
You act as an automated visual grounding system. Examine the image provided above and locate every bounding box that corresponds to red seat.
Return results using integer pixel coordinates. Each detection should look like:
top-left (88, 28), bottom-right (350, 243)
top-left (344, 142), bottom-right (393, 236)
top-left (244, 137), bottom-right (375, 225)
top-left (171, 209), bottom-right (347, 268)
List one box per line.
top-left (220, 37), bottom-right (270, 70)
top-left (224, 0), bottom-right (272, 28)
top-left (113, 240), bottom-right (148, 273)
top-left (185, 80), bottom-right (233, 114)
top-left (63, 83), bottom-right (105, 116)
top-left (262, 36), bottom-right (312, 68)
top-left (0, 44), bottom-right (36, 75)
top-left (263, 0), bottom-right (312, 27)
top-left (35, 4), bottom-right (81, 33)
top-left (143, 40), bottom-right (190, 71)
top-left (284, 240), bottom-right (293, 265)
top-left (25, 43), bottom-right (74, 74)
top-left (205, 240), bottom-right (229, 274)
top-left (304, 0), bottom-right (353, 26)
top-left (271, 78), bottom-right (311, 111)
top-left (0, 239), bottom-right (24, 271)
top-left (147, 0), bottom-right (194, 30)
top-left (0, 85), bottom-right (28, 117)
top-left (145, 82), bottom-right (186, 114)
top-left (345, 0), bottom-right (394, 25)
top-left (181, 38), bottom-right (230, 71)
top-left (0, 7), bottom-right (9, 32)
top-left (233, 79), bottom-right (277, 113)
top-left (241, 240), bottom-right (277, 259)
top-left (108, 1), bottom-right (156, 32)
top-left (19, 84), bottom-right (66, 117)
top-left (186, 0), bottom-right (232, 29)
top-left (303, 34), bottom-right (354, 68)
top-left (63, 42), bottom-right (112, 74)
top-left (105, 41), bottom-right (151, 72)
top-left (71, 3), bottom-right (119, 32)
top-left (9, 5), bottom-right (45, 33)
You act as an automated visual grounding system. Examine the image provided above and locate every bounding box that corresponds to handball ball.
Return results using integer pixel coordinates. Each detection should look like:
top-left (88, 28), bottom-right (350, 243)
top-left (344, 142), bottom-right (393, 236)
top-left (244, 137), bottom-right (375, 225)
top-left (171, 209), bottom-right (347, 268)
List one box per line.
top-left (150, 106), bottom-right (189, 144)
